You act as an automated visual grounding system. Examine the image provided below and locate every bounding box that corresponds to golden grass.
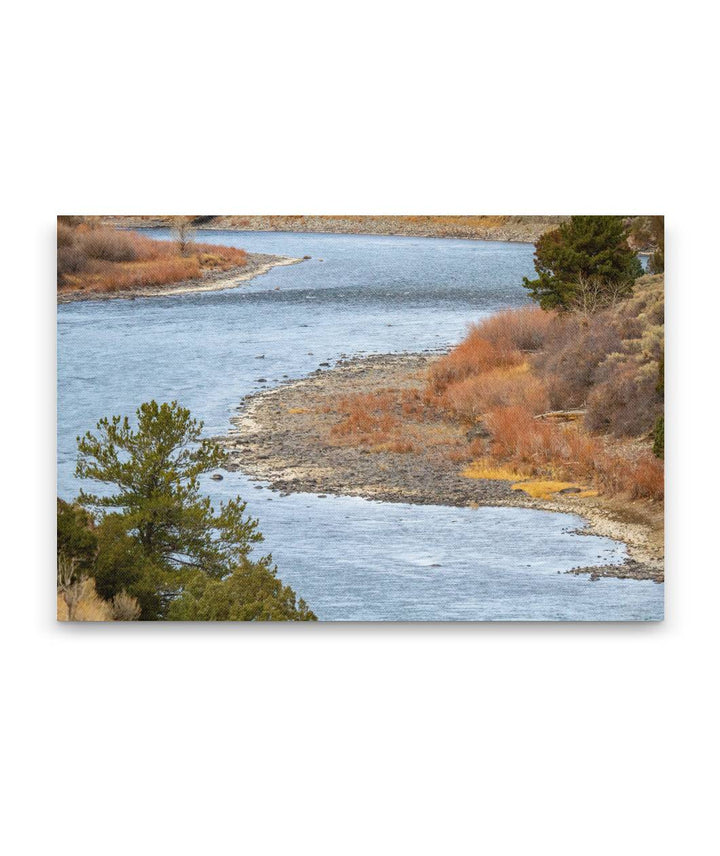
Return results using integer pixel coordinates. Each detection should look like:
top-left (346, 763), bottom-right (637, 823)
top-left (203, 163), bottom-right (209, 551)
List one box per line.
top-left (57, 579), bottom-right (113, 621)
top-left (511, 480), bottom-right (580, 500)
top-left (462, 460), bottom-right (529, 481)
top-left (288, 407), bottom-right (309, 414)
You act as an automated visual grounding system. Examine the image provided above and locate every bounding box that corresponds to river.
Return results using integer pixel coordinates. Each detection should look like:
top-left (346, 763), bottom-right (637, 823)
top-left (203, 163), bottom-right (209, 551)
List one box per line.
top-left (57, 230), bottom-right (663, 620)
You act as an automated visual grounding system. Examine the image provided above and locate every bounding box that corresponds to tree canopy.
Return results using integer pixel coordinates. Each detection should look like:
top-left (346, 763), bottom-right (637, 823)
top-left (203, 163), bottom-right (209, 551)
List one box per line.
top-left (522, 216), bottom-right (643, 310)
top-left (168, 558), bottom-right (316, 621)
top-left (64, 400), bottom-right (316, 620)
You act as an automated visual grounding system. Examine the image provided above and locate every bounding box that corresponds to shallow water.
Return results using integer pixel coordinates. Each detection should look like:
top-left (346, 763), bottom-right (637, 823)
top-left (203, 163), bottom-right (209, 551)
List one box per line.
top-left (57, 230), bottom-right (663, 620)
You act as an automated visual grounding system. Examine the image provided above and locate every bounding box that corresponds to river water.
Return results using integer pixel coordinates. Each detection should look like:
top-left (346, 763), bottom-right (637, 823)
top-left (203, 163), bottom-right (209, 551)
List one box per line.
top-left (57, 230), bottom-right (663, 620)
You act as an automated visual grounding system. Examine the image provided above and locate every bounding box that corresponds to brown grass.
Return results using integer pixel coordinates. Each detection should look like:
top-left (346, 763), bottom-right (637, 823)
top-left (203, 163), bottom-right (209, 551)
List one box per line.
top-left (428, 336), bottom-right (522, 393)
top-left (471, 305), bottom-right (557, 351)
top-left (440, 364), bottom-right (549, 420)
top-left (57, 578), bottom-right (141, 621)
top-left (58, 221), bottom-right (247, 294)
top-left (57, 578), bottom-right (113, 621)
top-left (482, 405), bottom-right (664, 501)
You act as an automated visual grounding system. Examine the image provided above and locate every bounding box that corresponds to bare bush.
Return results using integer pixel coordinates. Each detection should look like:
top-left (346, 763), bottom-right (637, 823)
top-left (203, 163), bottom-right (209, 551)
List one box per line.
top-left (111, 591), bottom-right (141, 620)
top-left (173, 216), bottom-right (195, 256)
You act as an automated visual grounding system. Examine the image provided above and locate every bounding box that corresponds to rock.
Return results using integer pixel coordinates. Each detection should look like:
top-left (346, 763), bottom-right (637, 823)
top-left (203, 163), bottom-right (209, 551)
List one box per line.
top-left (303, 255), bottom-right (311, 260)
top-left (255, 354), bottom-right (265, 359)
top-left (256, 378), bottom-right (267, 382)
top-left (210, 473), bottom-right (223, 481)
top-left (559, 486), bottom-right (582, 494)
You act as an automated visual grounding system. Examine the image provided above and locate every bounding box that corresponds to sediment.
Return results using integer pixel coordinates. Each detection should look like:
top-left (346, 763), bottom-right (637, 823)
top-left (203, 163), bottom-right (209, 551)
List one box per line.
top-left (221, 353), bottom-right (664, 584)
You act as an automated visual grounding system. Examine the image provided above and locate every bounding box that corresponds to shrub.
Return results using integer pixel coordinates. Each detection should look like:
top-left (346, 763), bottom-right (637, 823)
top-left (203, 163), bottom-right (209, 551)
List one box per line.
top-left (441, 366), bottom-right (549, 420)
top-left (57, 220), bottom-right (248, 291)
top-left (57, 578), bottom-right (113, 621)
top-left (472, 305), bottom-right (556, 351)
top-left (330, 391), bottom-right (399, 443)
top-left (534, 312), bottom-right (624, 409)
top-left (111, 591), bottom-right (142, 620)
top-left (585, 359), bottom-right (660, 437)
top-left (428, 335), bottom-right (522, 393)
top-left (80, 227), bottom-right (142, 262)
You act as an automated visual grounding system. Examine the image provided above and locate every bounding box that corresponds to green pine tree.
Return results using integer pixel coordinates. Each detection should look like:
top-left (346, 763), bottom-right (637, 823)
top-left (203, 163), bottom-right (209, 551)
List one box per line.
top-left (73, 400), bottom-right (314, 620)
top-left (523, 215), bottom-right (643, 310)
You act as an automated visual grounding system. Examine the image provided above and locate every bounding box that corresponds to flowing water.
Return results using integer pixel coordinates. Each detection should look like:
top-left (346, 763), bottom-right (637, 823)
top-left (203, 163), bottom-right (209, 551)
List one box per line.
top-left (57, 230), bottom-right (663, 620)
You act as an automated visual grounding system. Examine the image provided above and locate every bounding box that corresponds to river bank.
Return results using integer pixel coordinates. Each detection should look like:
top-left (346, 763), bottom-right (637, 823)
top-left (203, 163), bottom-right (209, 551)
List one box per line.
top-left (221, 353), bottom-right (664, 583)
top-left (57, 253), bottom-right (303, 303)
top-left (101, 215), bottom-right (566, 244)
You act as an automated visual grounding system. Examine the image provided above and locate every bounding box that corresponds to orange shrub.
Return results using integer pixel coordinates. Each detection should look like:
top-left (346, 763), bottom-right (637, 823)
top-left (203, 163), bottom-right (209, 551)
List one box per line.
top-left (428, 335), bottom-right (522, 393)
top-left (58, 221), bottom-right (248, 292)
top-left (85, 257), bottom-right (202, 292)
top-left (483, 405), bottom-right (663, 500)
top-left (331, 392), bottom-right (399, 443)
top-left (441, 366), bottom-right (549, 420)
top-left (472, 305), bottom-right (557, 351)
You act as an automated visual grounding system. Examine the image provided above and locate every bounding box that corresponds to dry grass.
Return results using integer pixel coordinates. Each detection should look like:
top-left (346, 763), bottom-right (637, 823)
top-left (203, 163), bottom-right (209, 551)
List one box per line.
top-left (57, 578), bottom-right (113, 621)
top-left (58, 220), bottom-right (247, 294)
top-left (441, 364), bottom-right (549, 420)
top-left (57, 579), bottom-right (141, 621)
top-left (462, 460), bottom-right (529, 481)
top-left (470, 305), bottom-right (557, 351)
top-left (330, 391), bottom-right (400, 446)
top-left (428, 336), bottom-right (522, 393)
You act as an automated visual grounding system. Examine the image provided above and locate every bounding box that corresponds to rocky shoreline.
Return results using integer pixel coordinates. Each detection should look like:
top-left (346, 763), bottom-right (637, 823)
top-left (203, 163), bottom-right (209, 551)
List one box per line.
top-left (101, 215), bottom-right (566, 244)
top-left (221, 353), bottom-right (664, 584)
top-left (57, 253), bottom-right (303, 303)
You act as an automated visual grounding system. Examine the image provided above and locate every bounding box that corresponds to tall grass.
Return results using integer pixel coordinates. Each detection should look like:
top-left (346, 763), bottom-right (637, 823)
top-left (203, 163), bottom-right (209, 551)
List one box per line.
top-left (58, 221), bottom-right (248, 293)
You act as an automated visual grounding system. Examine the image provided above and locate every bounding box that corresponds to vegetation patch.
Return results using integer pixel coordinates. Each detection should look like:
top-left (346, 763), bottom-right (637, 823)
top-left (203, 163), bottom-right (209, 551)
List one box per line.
top-left (57, 216), bottom-right (248, 295)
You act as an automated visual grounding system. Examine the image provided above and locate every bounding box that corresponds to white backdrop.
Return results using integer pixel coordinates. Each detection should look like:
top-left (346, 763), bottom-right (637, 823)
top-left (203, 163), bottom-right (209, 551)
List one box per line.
top-left (2, 2), bottom-right (717, 854)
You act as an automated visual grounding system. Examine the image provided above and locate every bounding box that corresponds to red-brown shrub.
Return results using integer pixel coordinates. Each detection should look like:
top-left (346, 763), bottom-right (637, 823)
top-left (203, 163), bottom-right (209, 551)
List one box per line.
top-left (57, 220), bottom-right (248, 292)
top-left (428, 335), bottom-right (522, 392)
top-left (330, 392), bottom-right (399, 443)
top-left (472, 305), bottom-right (556, 351)
top-left (441, 367), bottom-right (549, 420)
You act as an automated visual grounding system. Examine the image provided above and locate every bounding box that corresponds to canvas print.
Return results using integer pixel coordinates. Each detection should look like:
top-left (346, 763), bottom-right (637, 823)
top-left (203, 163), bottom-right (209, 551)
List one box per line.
top-left (57, 215), bottom-right (664, 621)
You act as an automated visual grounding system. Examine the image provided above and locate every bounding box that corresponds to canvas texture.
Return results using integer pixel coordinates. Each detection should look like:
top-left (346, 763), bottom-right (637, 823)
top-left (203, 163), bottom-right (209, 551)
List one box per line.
top-left (57, 216), bottom-right (664, 621)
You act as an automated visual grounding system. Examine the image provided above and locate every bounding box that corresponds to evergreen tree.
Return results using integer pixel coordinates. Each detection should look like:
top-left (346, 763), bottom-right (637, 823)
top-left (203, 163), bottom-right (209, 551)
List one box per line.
top-left (57, 498), bottom-right (97, 573)
top-left (167, 557), bottom-right (317, 621)
top-left (76, 401), bottom-right (262, 579)
top-left (73, 400), bottom-right (311, 619)
top-left (523, 216), bottom-right (643, 310)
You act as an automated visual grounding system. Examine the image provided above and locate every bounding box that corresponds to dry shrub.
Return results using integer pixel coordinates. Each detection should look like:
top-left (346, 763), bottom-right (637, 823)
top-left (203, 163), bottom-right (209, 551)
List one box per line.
top-left (441, 365), bottom-right (549, 420)
top-left (331, 391), bottom-right (399, 444)
top-left (58, 221), bottom-right (248, 292)
top-left (585, 359), bottom-right (660, 436)
top-left (472, 305), bottom-right (556, 351)
top-left (85, 257), bottom-right (202, 292)
top-left (429, 335), bottom-right (522, 393)
top-left (80, 227), bottom-right (144, 262)
top-left (57, 578), bottom-right (113, 621)
top-left (111, 591), bottom-right (141, 620)
top-left (627, 453), bottom-right (664, 499)
top-left (483, 405), bottom-right (663, 500)
top-left (534, 313), bottom-right (624, 409)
